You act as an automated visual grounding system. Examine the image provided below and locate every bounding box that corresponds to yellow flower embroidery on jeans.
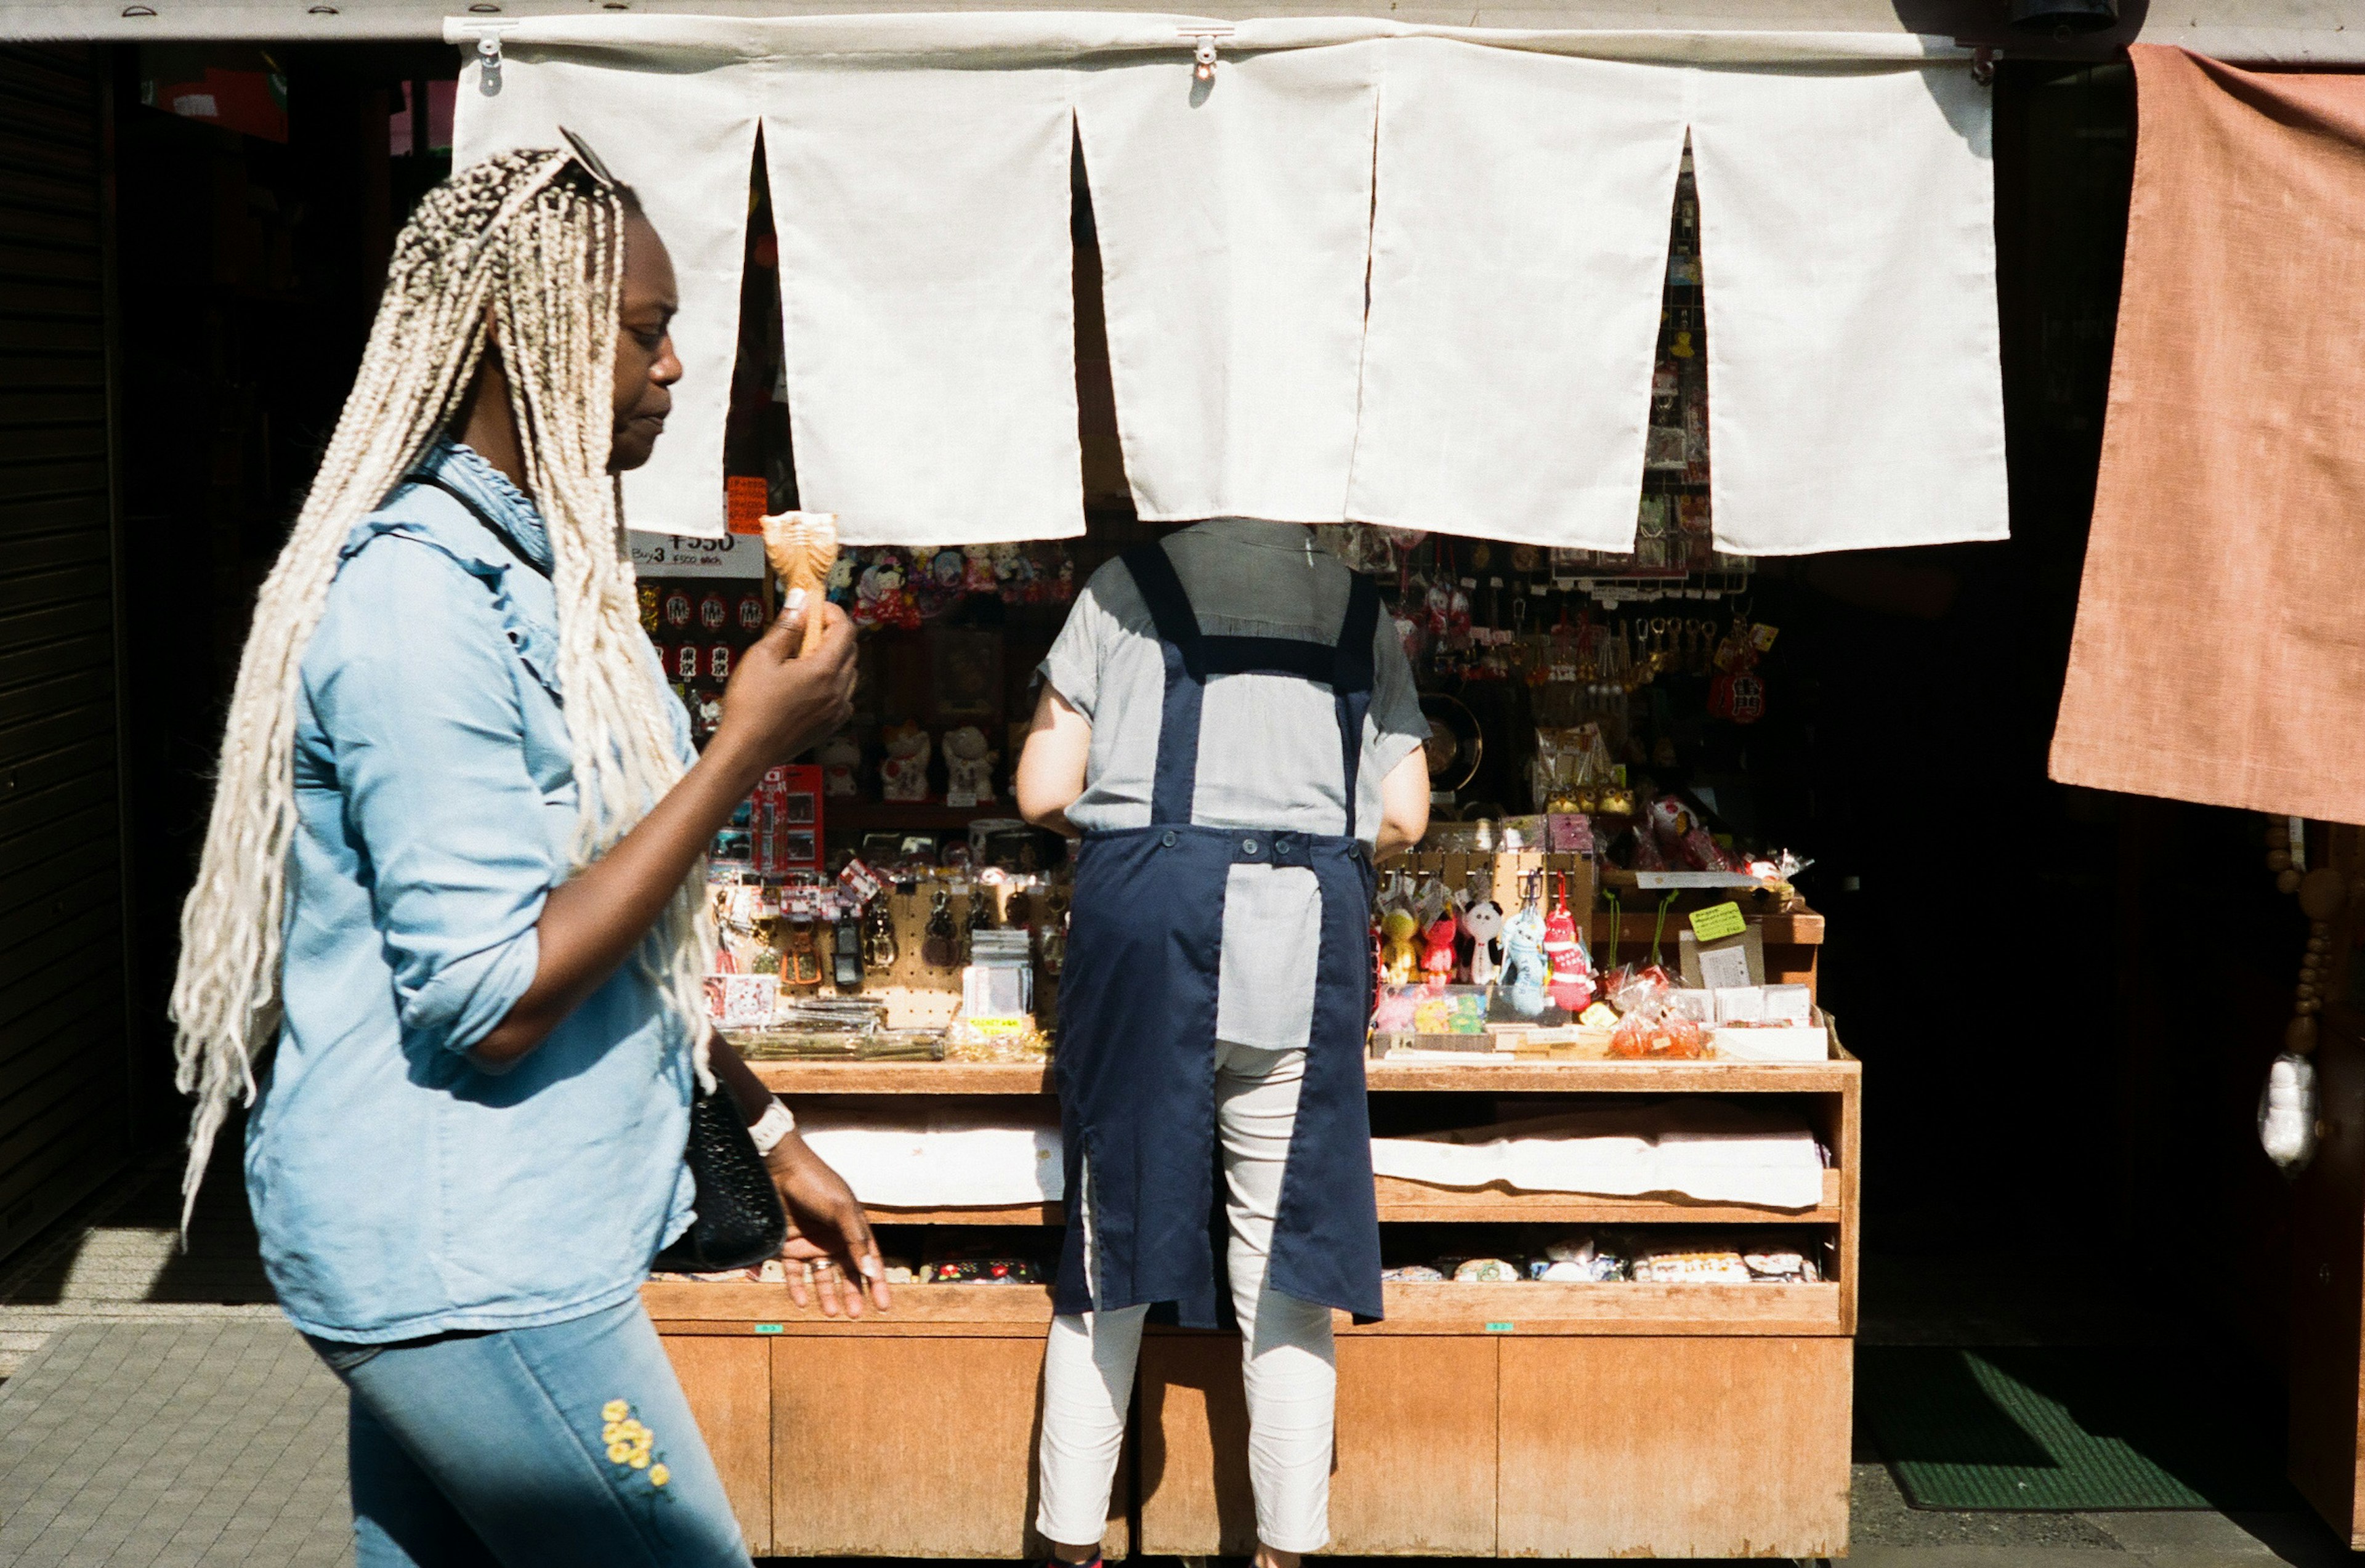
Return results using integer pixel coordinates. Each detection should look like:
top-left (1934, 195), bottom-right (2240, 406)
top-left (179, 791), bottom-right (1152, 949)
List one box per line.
top-left (599, 1400), bottom-right (674, 1504)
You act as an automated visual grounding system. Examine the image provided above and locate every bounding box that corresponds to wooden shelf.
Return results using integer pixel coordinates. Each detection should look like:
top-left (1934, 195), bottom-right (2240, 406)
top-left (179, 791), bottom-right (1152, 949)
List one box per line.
top-left (647, 1279), bottom-right (1056, 1335)
top-left (753, 1053), bottom-right (1858, 1097)
top-left (868, 1203), bottom-right (1059, 1226)
top-left (644, 1277), bottom-right (1843, 1339)
top-left (857, 1167), bottom-right (1842, 1229)
top-left (753, 1061), bottom-right (1053, 1094)
top-left (1341, 1279), bottom-right (1846, 1338)
top-left (1365, 1055), bottom-right (1858, 1095)
top-left (1372, 1168), bottom-right (1840, 1224)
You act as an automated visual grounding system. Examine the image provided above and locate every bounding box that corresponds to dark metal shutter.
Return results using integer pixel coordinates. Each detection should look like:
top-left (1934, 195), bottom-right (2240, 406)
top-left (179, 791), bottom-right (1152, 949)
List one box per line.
top-left (0, 44), bottom-right (130, 1257)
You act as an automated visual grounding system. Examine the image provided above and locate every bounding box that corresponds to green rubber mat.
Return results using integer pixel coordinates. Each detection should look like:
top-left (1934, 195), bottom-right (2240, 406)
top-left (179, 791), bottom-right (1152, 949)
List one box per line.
top-left (1857, 1346), bottom-right (2299, 1512)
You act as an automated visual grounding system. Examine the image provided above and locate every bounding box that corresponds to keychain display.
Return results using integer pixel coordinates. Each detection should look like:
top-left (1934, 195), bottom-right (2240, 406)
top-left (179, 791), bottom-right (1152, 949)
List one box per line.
top-left (921, 887), bottom-right (956, 968)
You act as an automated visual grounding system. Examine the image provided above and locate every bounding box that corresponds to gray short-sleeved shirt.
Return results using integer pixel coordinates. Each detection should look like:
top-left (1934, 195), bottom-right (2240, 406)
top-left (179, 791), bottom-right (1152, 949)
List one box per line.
top-left (1040, 519), bottom-right (1428, 1052)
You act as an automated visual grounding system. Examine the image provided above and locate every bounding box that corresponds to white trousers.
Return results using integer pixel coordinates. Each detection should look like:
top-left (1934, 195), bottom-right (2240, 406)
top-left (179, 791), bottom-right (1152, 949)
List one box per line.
top-left (1035, 1041), bottom-right (1337, 1554)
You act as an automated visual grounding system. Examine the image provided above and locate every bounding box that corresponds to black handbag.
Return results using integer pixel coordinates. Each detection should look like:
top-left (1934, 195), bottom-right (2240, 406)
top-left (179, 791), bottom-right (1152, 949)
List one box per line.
top-left (652, 1083), bottom-right (789, 1274)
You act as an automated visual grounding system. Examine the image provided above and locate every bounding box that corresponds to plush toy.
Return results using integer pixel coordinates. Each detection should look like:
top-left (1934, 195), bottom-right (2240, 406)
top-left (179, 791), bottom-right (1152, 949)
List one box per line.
top-left (1380, 908), bottom-right (1420, 987)
top-left (963, 549), bottom-right (1000, 596)
top-left (878, 722), bottom-right (932, 802)
top-left (943, 724), bottom-right (998, 803)
top-left (1461, 898), bottom-right (1505, 987)
top-left (1420, 916), bottom-right (1459, 987)
top-left (1500, 902), bottom-right (1549, 1017)
top-left (1541, 876), bottom-right (1595, 1012)
top-left (1371, 987), bottom-right (1418, 1035)
top-left (855, 551), bottom-right (921, 630)
top-left (817, 735), bottom-right (861, 800)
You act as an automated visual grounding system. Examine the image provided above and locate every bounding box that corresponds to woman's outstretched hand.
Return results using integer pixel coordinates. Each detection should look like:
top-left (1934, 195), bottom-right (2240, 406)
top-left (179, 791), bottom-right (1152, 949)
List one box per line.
top-left (712, 594), bottom-right (857, 774)
top-left (766, 1133), bottom-right (891, 1317)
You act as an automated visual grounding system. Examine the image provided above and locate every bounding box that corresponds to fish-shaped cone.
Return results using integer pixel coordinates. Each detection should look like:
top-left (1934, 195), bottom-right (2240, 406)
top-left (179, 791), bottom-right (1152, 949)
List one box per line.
top-left (760, 512), bottom-right (838, 655)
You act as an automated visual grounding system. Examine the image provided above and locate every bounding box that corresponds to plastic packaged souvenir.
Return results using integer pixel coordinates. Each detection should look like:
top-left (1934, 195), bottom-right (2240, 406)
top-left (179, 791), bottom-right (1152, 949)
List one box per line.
top-left (1740, 1246), bottom-right (1821, 1284)
top-left (923, 1258), bottom-right (1043, 1284)
top-left (1628, 1247), bottom-right (1753, 1284)
top-left (1382, 1264), bottom-right (1446, 1283)
top-left (1452, 1258), bottom-right (1522, 1283)
top-left (1606, 966), bottom-right (1707, 1059)
top-left (1530, 1235), bottom-right (1625, 1283)
top-left (1647, 794), bottom-right (1736, 873)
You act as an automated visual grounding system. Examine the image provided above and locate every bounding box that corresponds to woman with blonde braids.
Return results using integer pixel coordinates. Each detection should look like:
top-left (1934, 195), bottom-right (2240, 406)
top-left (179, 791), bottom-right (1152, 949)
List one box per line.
top-left (172, 145), bottom-right (878, 1566)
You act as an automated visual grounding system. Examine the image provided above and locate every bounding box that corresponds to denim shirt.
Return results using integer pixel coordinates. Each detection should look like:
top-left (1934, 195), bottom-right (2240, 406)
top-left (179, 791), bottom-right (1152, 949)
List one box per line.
top-left (246, 440), bottom-right (698, 1343)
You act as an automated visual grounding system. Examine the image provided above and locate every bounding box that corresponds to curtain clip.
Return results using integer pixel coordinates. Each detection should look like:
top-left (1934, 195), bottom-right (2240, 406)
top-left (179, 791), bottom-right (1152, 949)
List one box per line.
top-left (460, 20), bottom-right (519, 95)
top-left (1178, 25), bottom-right (1234, 82)
top-left (1971, 45), bottom-right (1999, 86)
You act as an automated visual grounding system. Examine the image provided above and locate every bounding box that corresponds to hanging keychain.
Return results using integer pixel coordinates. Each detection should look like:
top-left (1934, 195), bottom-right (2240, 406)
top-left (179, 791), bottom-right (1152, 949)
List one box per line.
top-left (1462, 879), bottom-right (1505, 988)
top-left (783, 916), bottom-right (824, 990)
top-left (963, 881), bottom-right (992, 964)
top-left (921, 886), bottom-right (956, 968)
top-left (832, 918), bottom-right (863, 989)
top-left (1038, 890), bottom-right (1069, 977)
top-left (866, 890), bottom-right (902, 969)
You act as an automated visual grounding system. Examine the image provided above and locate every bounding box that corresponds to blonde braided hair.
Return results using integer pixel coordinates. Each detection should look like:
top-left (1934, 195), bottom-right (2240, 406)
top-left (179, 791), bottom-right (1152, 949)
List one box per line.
top-left (171, 148), bottom-right (714, 1227)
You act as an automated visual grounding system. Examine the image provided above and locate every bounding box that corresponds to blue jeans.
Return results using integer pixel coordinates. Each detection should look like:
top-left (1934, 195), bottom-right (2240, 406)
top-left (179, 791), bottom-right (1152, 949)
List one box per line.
top-left (307, 1297), bottom-right (751, 1568)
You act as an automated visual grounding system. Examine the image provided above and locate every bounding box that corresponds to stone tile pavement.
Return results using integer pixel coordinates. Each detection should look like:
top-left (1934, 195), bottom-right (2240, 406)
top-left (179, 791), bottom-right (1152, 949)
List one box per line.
top-left (0, 1320), bottom-right (348, 1567)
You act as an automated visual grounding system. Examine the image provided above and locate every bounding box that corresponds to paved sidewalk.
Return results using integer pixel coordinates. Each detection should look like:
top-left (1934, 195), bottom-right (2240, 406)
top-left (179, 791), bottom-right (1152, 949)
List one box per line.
top-left (0, 1320), bottom-right (347, 1567)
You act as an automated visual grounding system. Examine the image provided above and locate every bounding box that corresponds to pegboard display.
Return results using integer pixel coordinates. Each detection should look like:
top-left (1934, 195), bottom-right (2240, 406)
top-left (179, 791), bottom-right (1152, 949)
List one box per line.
top-left (834, 870), bottom-right (1062, 1032)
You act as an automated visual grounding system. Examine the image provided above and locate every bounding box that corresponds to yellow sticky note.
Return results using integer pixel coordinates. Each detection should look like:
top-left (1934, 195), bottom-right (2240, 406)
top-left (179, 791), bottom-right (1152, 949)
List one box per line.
top-left (1689, 902), bottom-right (1746, 942)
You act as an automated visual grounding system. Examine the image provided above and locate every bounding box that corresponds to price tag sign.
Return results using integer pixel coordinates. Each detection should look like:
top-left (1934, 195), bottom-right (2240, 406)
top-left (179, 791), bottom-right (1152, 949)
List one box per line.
top-left (1689, 901), bottom-right (1747, 943)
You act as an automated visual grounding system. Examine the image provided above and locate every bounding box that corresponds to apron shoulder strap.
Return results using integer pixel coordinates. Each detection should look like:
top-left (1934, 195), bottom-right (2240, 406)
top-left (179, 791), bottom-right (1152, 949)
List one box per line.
top-left (1122, 544), bottom-right (1203, 671)
top-left (1332, 572), bottom-right (1381, 841)
top-left (1124, 544), bottom-right (1207, 826)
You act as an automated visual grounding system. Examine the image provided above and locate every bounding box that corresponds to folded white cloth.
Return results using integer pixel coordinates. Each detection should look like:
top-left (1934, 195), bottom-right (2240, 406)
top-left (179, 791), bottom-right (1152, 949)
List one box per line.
top-left (793, 1104), bottom-right (1064, 1208)
top-left (1370, 1099), bottom-right (1823, 1210)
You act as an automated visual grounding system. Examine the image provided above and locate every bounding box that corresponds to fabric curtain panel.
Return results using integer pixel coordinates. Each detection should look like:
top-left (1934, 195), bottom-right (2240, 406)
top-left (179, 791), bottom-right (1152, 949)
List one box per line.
top-left (2050, 47), bottom-right (2365, 822)
top-left (452, 45), bottom-right (759, 540)
top-left (1687, 62), bottom-right (2006, 556)
top-left (448, 17), bottom-right (2002, 552)
top-left (762, 67), bottom-right (1084, 547)
top-left (1075, 42), bottom-right (1382, 525)
top-left (1348, 41), bottom-right (1688, 550)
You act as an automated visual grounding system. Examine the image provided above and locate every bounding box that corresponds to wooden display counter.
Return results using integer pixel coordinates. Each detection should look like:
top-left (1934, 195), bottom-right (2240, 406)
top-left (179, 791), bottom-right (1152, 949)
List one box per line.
top-left (650, 926), bottom-right (1854, 1559)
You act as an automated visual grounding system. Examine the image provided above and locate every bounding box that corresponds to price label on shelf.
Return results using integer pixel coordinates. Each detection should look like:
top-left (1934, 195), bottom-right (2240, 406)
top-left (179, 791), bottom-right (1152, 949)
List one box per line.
top-left (1688, 901), bottom-right (1747, 943)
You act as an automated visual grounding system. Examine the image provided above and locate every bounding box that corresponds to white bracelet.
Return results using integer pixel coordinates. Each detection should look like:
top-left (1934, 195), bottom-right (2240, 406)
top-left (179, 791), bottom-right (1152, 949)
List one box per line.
top-left (747, 1096), bottom-right (798, 1157)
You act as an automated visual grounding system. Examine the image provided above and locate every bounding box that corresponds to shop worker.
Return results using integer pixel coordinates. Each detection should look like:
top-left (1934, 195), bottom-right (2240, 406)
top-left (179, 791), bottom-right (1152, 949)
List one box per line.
top-left (168, 144), bottom-right (882, 1568)
top-left (1016, 522), bottom-right (1430, 1568)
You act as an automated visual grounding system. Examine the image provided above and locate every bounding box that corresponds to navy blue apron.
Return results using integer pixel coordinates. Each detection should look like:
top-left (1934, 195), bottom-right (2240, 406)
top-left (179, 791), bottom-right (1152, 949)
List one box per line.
top-left (1053, 544), bottom-right (1385, 1329)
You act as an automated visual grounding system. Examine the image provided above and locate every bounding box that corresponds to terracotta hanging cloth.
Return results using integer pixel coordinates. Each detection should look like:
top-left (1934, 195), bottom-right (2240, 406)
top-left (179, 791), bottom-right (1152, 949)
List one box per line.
top-left (2050, 47), bottom-right (2365, 822)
